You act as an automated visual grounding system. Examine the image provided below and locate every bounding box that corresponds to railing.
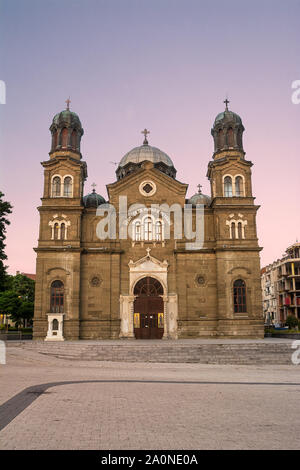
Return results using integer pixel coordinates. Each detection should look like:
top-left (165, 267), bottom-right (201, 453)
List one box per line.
top-left (0, 331), bottom-right (33, 340)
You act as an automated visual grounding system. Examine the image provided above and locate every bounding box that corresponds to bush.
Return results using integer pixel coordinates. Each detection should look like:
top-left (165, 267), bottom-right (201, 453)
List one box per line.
top-left (285, 315), bottom-right (299, 330)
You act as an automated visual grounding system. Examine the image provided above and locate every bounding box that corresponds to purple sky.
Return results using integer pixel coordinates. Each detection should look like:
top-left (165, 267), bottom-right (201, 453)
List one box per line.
top-left (0, 0), bottom-right (299, 274)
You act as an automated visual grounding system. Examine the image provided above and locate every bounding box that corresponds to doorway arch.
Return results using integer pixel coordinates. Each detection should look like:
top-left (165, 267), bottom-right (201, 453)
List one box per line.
top-left (133, 277), bottom-right (164, 339)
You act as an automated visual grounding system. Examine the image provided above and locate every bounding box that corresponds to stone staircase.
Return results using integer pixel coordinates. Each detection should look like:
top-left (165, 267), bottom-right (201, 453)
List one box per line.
top-left (7, 339), bottom-right (295, 365)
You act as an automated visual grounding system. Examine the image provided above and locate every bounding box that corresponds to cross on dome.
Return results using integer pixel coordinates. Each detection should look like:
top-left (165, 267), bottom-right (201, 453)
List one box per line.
top-left (141, 128), bottom-right (150, 145)
top-left (224, 98), bottom-right (230, 111)
top-left (65, 97), bottom-right (71, 110)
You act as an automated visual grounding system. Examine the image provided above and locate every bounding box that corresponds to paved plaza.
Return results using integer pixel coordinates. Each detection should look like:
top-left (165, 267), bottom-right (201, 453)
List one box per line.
top-left (0, 344), bottom-right (300, 450)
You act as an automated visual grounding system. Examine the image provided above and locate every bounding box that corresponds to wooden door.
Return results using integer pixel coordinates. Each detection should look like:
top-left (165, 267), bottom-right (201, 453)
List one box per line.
top-left (133, 277), bottom-right (164, 339)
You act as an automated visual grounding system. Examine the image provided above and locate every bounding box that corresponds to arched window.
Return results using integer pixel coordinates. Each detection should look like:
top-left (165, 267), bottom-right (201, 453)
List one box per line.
top-left (155, 220), bottom-right (163, 241)
top-left (52, 131), bottom-right (58, 150)
top-left (227, 127), bottom-right (234, 147)
top-left (52, 319), bottom-right (59, 331)
top-left (60, 223), bottom-right (66, 240)
top-left (235, 176), bottom-right (244, 196)
top-left (217, 129), bottom-right (223, 148)
top-left (134, 221), bottom-right (141, 241)
top-left (233, 279), bottom-right (247, 313)
top-left (61, 128), bottom-right (68, 148)
top-left (231, 222), bottom-right (236, 239)
top-left (50, 280), bottom-right (64, 313)
top-left (63, 176), bottom-right (72, 197)
top-left (52, 176), bottom-right (61, 197)
top-left (71, 130), bottom-right (77, 149)
top-left (134, 277), bottom-right (164, 296)
top-left (238, 222), bottom-right (243, 239)
top-left (144, 217), bottom-right (153, 241)
top-left (224, 176), bottom-right (233, 197)
top-left (54, 223), bottom-right (59, 240)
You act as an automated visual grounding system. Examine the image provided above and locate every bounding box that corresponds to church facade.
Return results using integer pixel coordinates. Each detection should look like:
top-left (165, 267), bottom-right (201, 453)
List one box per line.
top-left (33, 102), bottom-right (264, 340)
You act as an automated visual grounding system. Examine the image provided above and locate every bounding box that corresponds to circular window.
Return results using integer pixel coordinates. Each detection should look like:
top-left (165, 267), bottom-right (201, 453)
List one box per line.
top-left (196, 275), bottom-right (205, 286)
top-left (139, 180), bottom-right (156, 197)
top-left (90, 276), bottom-right (101, 287)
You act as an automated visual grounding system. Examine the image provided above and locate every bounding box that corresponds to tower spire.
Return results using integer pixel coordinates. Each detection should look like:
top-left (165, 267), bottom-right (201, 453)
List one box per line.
top-left (65, 97), bottom-right (71, 110)
top-left (224, 97), bottom-right (230, 111)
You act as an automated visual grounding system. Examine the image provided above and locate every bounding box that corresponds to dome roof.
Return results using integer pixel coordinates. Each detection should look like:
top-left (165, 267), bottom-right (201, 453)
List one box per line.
top-left (214, 109), bottom-right (242, 127)
top-left (119, 143), bottom-right (174, 168)
top-left (83, 190), bottom-right (106, 208)
top-left (188, 192), bottom-right (211, 207)
top-left (51, 109), bottom-right (83, 130)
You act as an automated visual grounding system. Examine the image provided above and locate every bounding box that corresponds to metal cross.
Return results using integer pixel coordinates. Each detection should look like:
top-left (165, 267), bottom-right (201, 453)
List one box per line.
top-left (141, 128), bottom-right (150, 144)
top-left (65, 97), bottom-right (71, 110)
top-left (224, 98), bottom-right (230, 110)
top-left (197, 184), bottom-right (202, 194)
top-left (91, 182), bottom-right (97, 192)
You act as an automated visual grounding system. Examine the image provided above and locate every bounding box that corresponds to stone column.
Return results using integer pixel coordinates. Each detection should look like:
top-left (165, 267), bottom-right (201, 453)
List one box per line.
top-left (167, 293), bottom-right (178, 339)
top-left (119, 295), bottom-right (135, 339)
top-left (162, 295), bottom-right (169, 339)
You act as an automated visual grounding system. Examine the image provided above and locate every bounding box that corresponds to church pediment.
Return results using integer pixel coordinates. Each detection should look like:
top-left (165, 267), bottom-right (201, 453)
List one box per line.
top-left (129, 248), bottom-right (168, 272)
top-left (107, 164), bottom-right (188, 201)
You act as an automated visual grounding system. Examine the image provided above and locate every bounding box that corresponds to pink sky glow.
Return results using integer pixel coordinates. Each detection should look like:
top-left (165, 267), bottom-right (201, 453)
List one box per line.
top-left (0, 0), bottom-right (299, 275)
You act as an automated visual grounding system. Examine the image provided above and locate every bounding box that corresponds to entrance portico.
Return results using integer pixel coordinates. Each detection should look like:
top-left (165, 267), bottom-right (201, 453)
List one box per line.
top-left (119, 250), bottom-right (178, 339)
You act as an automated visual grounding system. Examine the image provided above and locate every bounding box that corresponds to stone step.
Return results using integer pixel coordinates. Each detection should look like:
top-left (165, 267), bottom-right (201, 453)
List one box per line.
top-left (6, 340), bottom-right (295, 365)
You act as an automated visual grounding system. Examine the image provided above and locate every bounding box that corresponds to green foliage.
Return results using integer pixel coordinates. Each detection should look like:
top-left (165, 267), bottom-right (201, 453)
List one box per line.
top-left (0, 191), bottom-right (13, 291)
top-left (285, 315), bottom-right (299, 330)
top-left (9, 305), bottom-right (33, 327)
top-left (12, 274), bottom-right (35, 302)
top-left (0, 287), bottom-right (34, 328)
top-left (0, 290), bottom-right (22, 315)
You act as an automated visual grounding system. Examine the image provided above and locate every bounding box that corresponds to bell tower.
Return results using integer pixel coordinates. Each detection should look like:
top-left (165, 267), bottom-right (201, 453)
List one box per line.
top-left (33, 101), bottom-right (87, 341)
top-left (207, 100), bottom-right (252, 199)
top-left (49, 98), bottom-right (84, 157)
top-left (206, 100), bottom-right (263, 337)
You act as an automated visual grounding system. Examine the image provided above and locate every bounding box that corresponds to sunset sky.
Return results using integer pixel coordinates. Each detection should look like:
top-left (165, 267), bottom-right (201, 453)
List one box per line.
top-left (0, 0), bottom-right (299, 275)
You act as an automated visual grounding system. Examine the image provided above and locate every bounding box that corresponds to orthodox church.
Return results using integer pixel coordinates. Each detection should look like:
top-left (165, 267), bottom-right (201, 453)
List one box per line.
top-left (33, 100), bottom-right (264, 340)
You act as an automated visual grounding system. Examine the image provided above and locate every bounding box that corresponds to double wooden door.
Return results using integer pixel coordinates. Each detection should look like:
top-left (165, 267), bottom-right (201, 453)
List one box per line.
top-left (133, 277), bottom-right (164, 340)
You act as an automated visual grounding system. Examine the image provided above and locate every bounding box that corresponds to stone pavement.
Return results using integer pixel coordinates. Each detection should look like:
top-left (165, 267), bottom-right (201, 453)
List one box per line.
top-left (0, 346), bottom-right (300, 450)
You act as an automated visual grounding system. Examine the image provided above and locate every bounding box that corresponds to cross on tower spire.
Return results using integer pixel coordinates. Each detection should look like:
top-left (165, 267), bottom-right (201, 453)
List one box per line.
top-left (224, 97), bottom-right (230, 111)
top-left (141, 128), bottom-right (150, 145)
top-left (65, 97), bottom-right (71, 110)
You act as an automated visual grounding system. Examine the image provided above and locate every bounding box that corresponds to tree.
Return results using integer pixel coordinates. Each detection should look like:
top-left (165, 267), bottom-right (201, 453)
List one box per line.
top-left (12, 274), bottom-right (35, 302)
top-left (285, 315), bottom-right (298, 330)
top-left (0, 191), bottom-right (13, 291)
top-left (0, 290), bottom-right (22, 327)
top-left (11, 300), bottom-right (34, 327)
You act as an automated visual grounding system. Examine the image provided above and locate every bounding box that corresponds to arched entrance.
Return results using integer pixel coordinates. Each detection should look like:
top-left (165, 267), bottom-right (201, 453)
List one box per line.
top-left (133, 277), bottom-right (164, 339)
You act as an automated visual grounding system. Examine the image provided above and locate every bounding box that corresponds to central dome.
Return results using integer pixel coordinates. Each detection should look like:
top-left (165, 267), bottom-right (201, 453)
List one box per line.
top-left (116, 142), bottom-right (176, 180)
top-left (119, 144), bottom-right (174, 167)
